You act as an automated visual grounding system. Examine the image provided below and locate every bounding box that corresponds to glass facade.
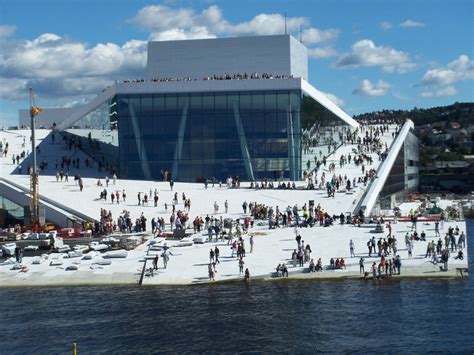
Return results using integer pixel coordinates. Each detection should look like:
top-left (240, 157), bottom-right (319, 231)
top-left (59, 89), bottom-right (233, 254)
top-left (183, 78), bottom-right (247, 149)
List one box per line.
top-left (378, 130), bottom-right (419, 209)
top-left (300, 92), bottom-right (353, 166)
top-left (116, 90), bottom-right (302, 182)
top-left (63, 89), bottom-right (353, 182)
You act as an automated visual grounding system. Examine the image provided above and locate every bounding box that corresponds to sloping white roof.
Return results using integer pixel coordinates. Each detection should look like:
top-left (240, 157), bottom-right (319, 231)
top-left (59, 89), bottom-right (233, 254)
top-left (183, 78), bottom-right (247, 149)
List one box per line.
top-left (358, 119), bottom-right (414, 216)
top-left (301, 79), bottom-right (359, 129)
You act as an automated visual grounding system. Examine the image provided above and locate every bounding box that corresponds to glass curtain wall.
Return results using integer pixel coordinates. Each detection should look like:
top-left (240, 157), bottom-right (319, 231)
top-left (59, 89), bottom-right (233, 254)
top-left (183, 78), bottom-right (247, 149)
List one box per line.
top-left (300, 91), bottom-right (353, 163)
top-left (61, 89), bottom-right (353, 183)
top-left (116, 90), bottom-right (301, 182)
top-left (378, 147), bottom-right (406, 208)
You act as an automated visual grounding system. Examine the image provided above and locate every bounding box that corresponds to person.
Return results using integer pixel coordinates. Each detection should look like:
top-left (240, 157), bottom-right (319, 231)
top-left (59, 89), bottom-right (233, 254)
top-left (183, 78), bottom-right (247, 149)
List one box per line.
top-left (455, 249), bottom-right (464, 260)
top-left (407, 241), bottom-right (413, 258)
top-left (14, 245), bottom-right (20, 263)
top-left (386, 221), bottom-right (392, 237)
top-left (298, 249), bottom-right (304, 267)
top-left (281, 263), bottom-right (289, 276)
top-left (295, 234), bottom-right (302, 247)
top-left (249, 235), bottom-right (254, 253)
top-left (371, 262), bottom-right (377, 278)
top-left (441, 249), bottom-right (449, 271)
top-left (209, 248), bottom-right (215, 263)
top-left (276, 264), bottom-right (282, 277)
top-left (315, 258), bottom-right (322, 271)
top-left (244, 268), bottom-right (250, 282)
top-left (340, 258), bottom-right (346, 269)
top-left (238, 257), bottom-right (245, 274)
top-left (309, 259), bottom-right (315, 272)
top-left (169, 180), bottom-right (174, 191)
top-left (208, 263), bottom-right (215, 281)
top-left (214, 246), bottom-right (220, 264)
top-left (359, 257), bottom-right (365, 274)
top-left (161, 249), bottom-right (172, 269)
top-left (224, 200), bottom-right (228, 213)
top-left (17, 246), bottom-right (23, 263)
top-left (153, 254), bottom-right (158, 270)
top-left (349, 239), bottom-right (355, 257)
top-left (395, 255), bottom-right (402, 275)
top-left (304, 244), bottom-right (312, 262)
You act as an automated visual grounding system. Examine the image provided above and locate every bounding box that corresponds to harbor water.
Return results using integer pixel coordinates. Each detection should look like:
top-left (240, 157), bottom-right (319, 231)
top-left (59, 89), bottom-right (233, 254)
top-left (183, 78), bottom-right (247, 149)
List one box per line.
top-left (1, 220), bottom-right (473, 353)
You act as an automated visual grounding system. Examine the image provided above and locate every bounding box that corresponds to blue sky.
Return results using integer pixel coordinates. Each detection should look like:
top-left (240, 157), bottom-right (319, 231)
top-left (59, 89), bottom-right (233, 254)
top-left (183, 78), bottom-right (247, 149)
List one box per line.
top-left (0, 0), bottom-right (473, 127)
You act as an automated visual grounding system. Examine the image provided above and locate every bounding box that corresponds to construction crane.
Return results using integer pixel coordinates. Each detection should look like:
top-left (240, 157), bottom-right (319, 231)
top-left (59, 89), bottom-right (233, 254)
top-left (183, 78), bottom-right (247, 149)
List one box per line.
top-left (29, 87), bottom-right (43, 228)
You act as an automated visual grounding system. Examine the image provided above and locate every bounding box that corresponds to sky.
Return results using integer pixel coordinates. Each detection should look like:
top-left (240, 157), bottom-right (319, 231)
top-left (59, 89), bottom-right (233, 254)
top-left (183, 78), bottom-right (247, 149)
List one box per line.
top-left (0, 0), bottom-right (473, 127)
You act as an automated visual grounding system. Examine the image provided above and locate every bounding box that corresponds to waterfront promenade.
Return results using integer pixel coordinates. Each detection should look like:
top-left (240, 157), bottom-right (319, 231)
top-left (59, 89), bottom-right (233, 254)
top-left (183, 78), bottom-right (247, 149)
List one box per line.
top-left (0, 128), bottom-right (468, 286)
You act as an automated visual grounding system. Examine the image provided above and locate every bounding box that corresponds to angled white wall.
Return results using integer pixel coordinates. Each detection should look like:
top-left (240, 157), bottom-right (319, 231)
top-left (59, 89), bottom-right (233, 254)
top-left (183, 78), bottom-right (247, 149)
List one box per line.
top-left (147, 35), bottom-right (308, 80)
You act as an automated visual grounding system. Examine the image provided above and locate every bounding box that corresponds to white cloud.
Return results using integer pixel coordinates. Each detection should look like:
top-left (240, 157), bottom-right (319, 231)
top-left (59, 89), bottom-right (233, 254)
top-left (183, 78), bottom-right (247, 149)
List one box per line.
top-left (308, 47), bottom-right (338, 59)
top-left (128, 5), bottom-right (197, 32)
top-left (353, 79), bottom-right (391, 96)
top-left (0, 33), bottom-right (147, 102)
top-left (400, 19), bottom-right (425, 28)
top-left (129, 4), bottom-right (337, 43)
top-left (320, 91), bottom-right (344, 107)
top-left (421, 55), bottom-right (474, 86)
top-left (0, 78), bottom-right (28, 101)
top-left (0, 25), bottom-right (16, 37)
top-left (1, 5), bottom-right (342, 109)
top-left (149, 27), bottom-right (216, 41)
top-left (0, 34), bottom-right (147, 80)
top-left (335, 39), bottom-right (415, 73)
top-left (229, 13), bottom-right (308, 36)
top-left (301, 27), bottom-right (339, 44)
top-left (421, 86), bottom-right (457, 98)
top-left (379, 21), bottom-right (393, 30)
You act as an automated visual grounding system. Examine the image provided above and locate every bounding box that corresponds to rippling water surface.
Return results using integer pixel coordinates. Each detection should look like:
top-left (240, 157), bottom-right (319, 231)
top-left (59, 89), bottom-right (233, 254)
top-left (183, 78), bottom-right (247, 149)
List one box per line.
top-left (1, 221), bottom-right (473, 353)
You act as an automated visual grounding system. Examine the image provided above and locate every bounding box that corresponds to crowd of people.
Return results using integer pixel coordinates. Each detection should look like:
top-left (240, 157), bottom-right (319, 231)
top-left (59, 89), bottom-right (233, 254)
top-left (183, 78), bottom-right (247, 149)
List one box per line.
top-left (116, 73), bottom-right (296, 86)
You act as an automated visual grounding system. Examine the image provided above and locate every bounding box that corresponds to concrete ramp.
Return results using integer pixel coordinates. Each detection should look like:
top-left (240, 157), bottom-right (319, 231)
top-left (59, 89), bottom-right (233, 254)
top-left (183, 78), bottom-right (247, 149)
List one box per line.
top-left (0, 177), bottom-right (93, 227)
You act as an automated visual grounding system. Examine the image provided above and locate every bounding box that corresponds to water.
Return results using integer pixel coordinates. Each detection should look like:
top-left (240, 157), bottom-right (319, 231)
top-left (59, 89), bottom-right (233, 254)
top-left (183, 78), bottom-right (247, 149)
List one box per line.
top-left (1, 221), bottom-right (473, 354)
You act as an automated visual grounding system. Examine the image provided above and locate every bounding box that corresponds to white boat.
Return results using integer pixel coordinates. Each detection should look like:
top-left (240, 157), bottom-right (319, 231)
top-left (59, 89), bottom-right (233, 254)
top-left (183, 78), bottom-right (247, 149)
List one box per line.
top-left (55, 245), bottom-right (71, 253)
top-left (103, 250), bottom-right (128, 258)
top-left (25, 245), bottom-right (39, 251)
top-left (93, 260), bottom-right (112, 266)
top-left (82, 252), bottom-right (97, 260)
top-left (89, 241), bottom-right (108, 251)
top-left (1, 243), bottom-right (16, 256)
top-left (67, 250), bottom-right (83, 258)
top-left (193, 235), bottom-right (207, 244)
top-left (50, 259), bottom-right (64, 266)
top-left (32, 257), bottom-right (45, 265)
top-left (73, 245), bottom-right (89, 253)
top-left (101, 236), bottom-right (120, 244)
